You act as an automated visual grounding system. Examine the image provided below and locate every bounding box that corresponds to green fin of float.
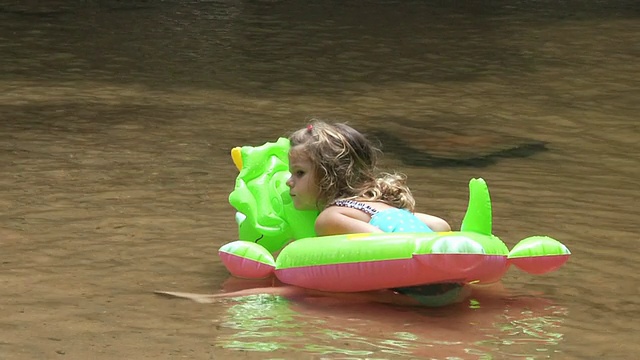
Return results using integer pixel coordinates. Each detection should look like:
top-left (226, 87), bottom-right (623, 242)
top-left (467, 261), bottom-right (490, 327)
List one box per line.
top-left (460, 178), bottom-right (492, 235)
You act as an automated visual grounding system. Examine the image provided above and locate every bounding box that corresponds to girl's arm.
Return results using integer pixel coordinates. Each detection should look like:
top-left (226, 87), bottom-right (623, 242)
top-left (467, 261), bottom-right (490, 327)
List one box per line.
top-left (414, 212), bottom-right (451, 232)
top-left (315, 207), bottom-right (383, 236)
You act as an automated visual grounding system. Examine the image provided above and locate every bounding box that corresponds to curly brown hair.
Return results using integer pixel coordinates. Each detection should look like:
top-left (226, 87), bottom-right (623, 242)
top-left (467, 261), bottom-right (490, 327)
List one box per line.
top-left (289, 119), bottom-right (416, 211)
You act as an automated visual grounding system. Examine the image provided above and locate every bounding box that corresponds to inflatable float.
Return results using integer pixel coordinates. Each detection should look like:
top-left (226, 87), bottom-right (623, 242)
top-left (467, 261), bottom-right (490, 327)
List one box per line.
top-left (219, 138), bottom-right (570, 292)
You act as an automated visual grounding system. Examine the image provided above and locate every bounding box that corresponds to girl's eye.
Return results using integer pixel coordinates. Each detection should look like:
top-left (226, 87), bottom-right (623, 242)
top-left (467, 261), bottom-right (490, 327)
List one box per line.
top-left (295, 170), bottom-right (305, 177)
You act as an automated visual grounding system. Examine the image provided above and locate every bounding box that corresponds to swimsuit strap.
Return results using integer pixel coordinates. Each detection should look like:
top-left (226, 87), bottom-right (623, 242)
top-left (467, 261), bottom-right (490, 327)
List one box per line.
top-left (331, 199), bottom-right (379, 216)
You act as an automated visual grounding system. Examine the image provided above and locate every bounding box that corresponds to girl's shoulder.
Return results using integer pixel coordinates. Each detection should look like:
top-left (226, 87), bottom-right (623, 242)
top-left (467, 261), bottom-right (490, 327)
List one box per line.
top-left (359, 200), bottom-right (397, 213)
top-left (319, 204), bottom-right (370, 223)
top-left (323, 200), bottom-right (397, 219)
top-left (315, 204), bottom-right (380, 236)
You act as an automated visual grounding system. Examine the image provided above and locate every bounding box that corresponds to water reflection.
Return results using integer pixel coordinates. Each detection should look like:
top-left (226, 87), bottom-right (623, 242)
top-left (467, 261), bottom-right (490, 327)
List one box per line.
top-left (213, 282), bottom-right (567, 359)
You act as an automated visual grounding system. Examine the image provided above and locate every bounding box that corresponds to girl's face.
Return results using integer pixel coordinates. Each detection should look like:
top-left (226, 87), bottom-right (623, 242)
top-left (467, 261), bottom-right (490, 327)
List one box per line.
top-left (286, 150), bottom-right (321, 211)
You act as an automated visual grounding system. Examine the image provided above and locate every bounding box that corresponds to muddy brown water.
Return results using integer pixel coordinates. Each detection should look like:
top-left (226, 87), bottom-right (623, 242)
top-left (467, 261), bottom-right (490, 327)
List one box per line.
top-left (1, 1), bottom-right (639, 359)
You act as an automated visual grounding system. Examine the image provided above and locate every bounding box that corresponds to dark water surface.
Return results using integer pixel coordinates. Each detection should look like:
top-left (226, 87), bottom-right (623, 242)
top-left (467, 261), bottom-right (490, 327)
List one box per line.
top-left (1, 1), bottom-right (639, 359)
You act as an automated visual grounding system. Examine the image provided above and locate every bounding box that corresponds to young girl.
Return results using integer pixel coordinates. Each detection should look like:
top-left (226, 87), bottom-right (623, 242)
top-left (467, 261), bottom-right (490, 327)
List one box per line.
top-left (285, 120), bottom-right (460, 304)
top-left (286, 119), bottom-right (451, 236)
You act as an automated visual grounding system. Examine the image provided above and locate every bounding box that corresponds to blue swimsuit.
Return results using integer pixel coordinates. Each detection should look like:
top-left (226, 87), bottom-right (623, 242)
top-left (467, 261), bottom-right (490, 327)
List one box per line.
top-left (331, 199), bottom-right (463, 306)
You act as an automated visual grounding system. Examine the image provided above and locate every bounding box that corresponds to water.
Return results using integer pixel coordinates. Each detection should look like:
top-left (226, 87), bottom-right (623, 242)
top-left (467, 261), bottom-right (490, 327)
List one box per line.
top-left (1, 1), bottom-right (639, 359)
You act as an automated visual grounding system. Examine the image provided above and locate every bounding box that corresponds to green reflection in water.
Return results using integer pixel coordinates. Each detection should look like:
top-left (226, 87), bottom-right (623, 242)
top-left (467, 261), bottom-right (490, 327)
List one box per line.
top-left (217, 294), bottom-right (421, 357)
top-left (380, 339), bottom-right (412, 350)
top-left (392, 332), bottom-right (418, 341)
top-left (219, 294), bottom-right (306, 352)
top-left (469, 298), bottom-right (482, 309)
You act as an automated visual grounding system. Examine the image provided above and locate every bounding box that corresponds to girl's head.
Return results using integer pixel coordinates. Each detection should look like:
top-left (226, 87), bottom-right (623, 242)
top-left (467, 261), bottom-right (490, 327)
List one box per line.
top-left (286, 119), bottom-right (416, 211)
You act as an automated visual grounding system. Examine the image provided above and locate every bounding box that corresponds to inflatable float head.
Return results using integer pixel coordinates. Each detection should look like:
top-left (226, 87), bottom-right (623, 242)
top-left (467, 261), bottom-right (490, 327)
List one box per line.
top-left (228, 137), bottom-right (319, 253)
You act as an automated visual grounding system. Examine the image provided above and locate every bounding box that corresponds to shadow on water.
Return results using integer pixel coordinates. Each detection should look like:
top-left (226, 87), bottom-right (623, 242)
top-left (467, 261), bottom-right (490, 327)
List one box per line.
top-left (368, 126), bottom-right (548, 168)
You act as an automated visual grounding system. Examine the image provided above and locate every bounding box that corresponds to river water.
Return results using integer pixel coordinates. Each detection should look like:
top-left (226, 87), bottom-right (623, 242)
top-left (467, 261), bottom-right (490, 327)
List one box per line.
top-left (1, 1), bottom-right (639, 359)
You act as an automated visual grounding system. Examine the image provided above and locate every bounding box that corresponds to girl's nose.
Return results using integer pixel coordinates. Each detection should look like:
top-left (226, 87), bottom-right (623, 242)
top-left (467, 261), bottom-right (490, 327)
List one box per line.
top-left (286, 176), bottom-right (293, 188)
